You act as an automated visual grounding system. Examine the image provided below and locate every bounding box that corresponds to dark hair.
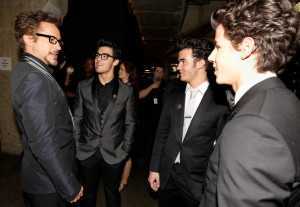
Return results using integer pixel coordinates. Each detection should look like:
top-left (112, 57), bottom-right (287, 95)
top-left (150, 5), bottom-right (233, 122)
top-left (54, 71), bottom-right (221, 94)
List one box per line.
top-left (120, 61), bottom-right (139, 89)
top-left (96, 39), bottom-right (121, 60)
top-left (153, 65), bottom-right (165, 72)
top-left (211, 0), bottom-right (300, 73)
top-left (177, 37), bottom-right (214, 71)
top-left (14, 10), bottom-right (62, 51)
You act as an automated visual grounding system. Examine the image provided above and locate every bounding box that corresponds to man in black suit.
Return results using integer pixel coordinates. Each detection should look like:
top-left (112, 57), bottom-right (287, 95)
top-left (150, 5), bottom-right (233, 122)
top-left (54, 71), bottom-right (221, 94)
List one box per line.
top-left (10, 11), bottom-right (83, 207)
top-left (73, 39), bottom-right (136, 207)
top-left (148, 37), bottom-right (229, 207)
top-left (200, 0), bottom-right (300, 206)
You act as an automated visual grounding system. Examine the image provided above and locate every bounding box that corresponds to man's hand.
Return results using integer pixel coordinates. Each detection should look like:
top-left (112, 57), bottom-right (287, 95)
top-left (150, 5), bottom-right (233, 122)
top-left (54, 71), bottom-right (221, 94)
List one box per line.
top-left (70, 186), bottom-right (83, 203)
top-left (151, 81), bottom-right (161, 89)
top-left (148, 172), bottom-right (160, 191)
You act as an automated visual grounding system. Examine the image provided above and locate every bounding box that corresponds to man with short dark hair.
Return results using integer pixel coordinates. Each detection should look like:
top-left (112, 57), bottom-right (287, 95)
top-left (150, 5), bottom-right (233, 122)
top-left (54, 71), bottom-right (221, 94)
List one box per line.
top-left (73, 39), bottom-right (136, 207)
top-left (201, 0), bottom-right (300, 206)
top-left (137, 65), bottom-right (166, 165)
top-left (11, 10), bottom-right (83, 207)
top-left (148, 37), bottom-right (229, 207)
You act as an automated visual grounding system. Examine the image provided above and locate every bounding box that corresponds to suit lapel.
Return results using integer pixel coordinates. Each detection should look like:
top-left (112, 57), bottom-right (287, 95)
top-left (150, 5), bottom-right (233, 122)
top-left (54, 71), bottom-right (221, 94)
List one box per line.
top-left (232, 77), bottom-right (283, 117)
top-left (101, 78), bottom-right (119, 128)
top-left (174, 85), bottom-right (186, 143)
top-left (183, 86), bottom-right (213, 144)
top-left (91, 77), bottom-right (101, 131)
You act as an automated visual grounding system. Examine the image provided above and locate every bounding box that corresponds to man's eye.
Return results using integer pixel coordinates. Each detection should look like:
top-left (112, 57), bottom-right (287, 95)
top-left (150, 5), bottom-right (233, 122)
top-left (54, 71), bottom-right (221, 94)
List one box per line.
top-left (50, 37), bottom-right (56, 43)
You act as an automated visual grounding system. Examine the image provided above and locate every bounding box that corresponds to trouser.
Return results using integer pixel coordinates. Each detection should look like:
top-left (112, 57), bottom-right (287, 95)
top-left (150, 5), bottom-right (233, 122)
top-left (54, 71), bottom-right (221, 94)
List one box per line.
top-left (159, 163), bottom-right (199, 207)
top-left (24, 192), bottom-right (67, 207)
top-left (78, 149), bottom-right (125, 207)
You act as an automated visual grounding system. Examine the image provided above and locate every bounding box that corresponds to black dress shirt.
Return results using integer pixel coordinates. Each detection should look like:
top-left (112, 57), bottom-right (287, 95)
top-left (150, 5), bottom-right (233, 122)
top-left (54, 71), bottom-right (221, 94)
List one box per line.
top-left (95, 77), bottom-right (115, 113)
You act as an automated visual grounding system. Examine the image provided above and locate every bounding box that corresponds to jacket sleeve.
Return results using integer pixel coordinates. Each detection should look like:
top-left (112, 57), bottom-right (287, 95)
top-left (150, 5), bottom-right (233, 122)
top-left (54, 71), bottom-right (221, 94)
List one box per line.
top-left (18, 72), bottom-right (81, 202)
top-left (73, 81), bottom-right (83, 149)
top-left (217, 115), bottom-right (295, 207)
top-left (149, 95), bottom-right (172, 172)
top-left (122, 86), bottom-right (137, 153)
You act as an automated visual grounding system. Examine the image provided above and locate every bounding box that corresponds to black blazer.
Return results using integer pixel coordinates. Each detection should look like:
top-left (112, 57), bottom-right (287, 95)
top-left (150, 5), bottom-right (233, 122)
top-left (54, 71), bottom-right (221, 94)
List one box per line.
top-left (149, 83), bottom-right (229, 201)
top-left (201, 77), bottom-right (300, 207)
top-left (73, 77), bottom-right (136, 164)
top-left (10, 57), bottom-right (81, 202)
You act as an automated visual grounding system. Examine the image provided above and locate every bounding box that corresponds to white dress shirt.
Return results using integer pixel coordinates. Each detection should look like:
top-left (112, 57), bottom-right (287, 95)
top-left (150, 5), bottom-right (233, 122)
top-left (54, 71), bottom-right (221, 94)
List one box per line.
top-left (235, 71), bottom-right (277, 105)
top-left (175, 81), bottom-right (209, 163)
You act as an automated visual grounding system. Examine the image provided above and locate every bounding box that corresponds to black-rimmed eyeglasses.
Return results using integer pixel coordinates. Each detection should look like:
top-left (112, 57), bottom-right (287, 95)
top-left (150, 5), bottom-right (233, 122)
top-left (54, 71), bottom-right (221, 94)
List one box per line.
top-left (35, 33), bottom-right (64, 47)
top-left (94, 52), bottom-right (114, 60)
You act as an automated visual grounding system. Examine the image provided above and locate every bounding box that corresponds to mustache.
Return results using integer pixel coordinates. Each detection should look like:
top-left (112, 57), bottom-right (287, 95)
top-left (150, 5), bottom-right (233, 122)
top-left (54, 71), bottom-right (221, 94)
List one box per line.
top-left (49, 51), bottom-right (59, 55)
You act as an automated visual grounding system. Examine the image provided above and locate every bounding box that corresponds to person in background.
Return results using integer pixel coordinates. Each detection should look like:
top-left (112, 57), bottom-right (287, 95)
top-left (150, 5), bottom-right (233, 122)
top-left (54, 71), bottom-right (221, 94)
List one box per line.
top-left (200, 0), bottom-right (300, 206)
top-left (118, 60), bottom-right (139, 192)
top-left (52, 50), bottom-right (78, 112)
top-left (11, 10), bottom-right (83, 207)
top-left (81, 57), bottom-right (95, 80)
top-left (138, 65), bottom-right (166, 166)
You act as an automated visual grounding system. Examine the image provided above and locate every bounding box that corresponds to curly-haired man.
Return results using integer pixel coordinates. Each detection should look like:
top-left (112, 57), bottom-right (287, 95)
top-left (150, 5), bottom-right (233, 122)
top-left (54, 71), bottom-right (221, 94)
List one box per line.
top-left (11, 10), bottom-right (83, 207)
top-left (201, 0), bottom-right (300, 206)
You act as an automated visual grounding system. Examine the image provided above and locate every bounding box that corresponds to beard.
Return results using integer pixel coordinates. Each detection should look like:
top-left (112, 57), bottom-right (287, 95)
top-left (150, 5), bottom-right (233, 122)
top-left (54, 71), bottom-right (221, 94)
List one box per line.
top-left (46, 51), bottom-right (59, 66)
top-left (47, 59), bottom-right (58, 66)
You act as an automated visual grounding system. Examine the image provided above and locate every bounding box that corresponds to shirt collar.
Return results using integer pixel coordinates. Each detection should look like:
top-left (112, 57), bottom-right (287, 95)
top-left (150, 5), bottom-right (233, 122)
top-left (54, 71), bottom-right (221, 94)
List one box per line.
top-left (235, 71), bottom-right (277, 105)
top-left (185, 80), bottom-right (209, 95)
top-left (95, 76), bottom-right (115, 88)
top-left (23, 52), bottom-right (54, 75)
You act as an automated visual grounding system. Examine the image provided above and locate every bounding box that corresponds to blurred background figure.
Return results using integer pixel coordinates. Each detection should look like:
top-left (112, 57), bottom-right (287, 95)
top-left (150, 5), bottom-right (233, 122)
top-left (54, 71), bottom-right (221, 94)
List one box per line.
top-left (138, 65), bottom-right (166, 166)
top-left (81, 57), bottom-right (95, 80)
top-left (53, 50), bottom-right (79, 113)
top-left (118, 60), bottom-right (139, 192)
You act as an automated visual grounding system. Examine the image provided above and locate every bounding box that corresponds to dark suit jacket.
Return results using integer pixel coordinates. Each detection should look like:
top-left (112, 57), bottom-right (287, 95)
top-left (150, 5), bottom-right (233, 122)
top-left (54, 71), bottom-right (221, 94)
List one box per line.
top-left (201, 77), bottom-right (300, 207)
top-left (149, 83), bottom-right (229, 201)
top-left (73, 77), bottom-right (136, 164)
top-left (10, 54), bottom-right (81, 202)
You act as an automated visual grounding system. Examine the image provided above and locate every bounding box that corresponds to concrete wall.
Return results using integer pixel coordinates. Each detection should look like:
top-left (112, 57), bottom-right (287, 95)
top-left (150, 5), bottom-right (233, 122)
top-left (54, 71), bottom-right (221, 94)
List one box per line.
top-left (0, 0), bottom-right (68, 154)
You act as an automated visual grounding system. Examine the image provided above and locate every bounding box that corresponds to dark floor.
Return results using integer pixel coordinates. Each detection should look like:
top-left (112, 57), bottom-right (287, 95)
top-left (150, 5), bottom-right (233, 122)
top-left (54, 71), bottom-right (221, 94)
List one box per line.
top-left (0, 153), bottom-right (159, 207)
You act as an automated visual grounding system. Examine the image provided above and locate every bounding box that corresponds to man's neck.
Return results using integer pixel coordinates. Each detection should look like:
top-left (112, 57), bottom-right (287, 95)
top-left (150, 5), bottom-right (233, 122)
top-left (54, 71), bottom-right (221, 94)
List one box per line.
top-left (189, 76), bottom-right (207, 89)
top-left (98, 73), bottom-right (114, 85)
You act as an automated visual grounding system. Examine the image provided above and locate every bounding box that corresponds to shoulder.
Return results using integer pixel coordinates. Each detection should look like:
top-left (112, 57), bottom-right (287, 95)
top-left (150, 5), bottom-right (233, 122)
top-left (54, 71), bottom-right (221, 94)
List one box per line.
top-left (119, 79), bottom-right (133, 91)
top-left (140, 78), bottom-right (153, 89)
top-left (78, 76), bottom-right (94, 88)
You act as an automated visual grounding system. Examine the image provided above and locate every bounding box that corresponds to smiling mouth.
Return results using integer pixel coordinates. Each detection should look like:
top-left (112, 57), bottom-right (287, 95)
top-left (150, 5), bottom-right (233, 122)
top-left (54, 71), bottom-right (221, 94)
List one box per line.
top-left (50, 52), bottom-right (59, 57)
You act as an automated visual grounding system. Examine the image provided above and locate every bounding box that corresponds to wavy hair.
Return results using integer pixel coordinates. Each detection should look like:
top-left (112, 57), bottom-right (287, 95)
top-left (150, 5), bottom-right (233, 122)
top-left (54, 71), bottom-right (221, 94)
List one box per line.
top-left (120, 61), bottom-right (139, 89)
top-left (211, 0), bottom-right (300, 73)
top-left (96, 39), bottom-right (121, 60)
top-left (177, 37), bottom-right (214, 71)
top-left (14, 10), bottom-right (62, 51)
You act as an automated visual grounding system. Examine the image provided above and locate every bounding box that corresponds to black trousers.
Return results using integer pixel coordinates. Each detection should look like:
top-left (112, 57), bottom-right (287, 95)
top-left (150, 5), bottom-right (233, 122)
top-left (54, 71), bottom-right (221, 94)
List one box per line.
top-left (24, 192), bottom-right (67, 207)
top-left (159, 163), bottom-right (199, 207)
top-left (78, 149), bottom-right (125, 207)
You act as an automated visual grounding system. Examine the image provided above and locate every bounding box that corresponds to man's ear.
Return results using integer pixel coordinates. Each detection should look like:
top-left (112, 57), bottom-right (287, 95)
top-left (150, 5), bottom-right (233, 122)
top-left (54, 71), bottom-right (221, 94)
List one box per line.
top-left (113, 59), bottom-right (119, 67)
top-left (196, 59), bottom-right (206, 70)
top-left (23, 34), bottom-right (33, 48)
top-left (240, 37), bottom-right (255, 60)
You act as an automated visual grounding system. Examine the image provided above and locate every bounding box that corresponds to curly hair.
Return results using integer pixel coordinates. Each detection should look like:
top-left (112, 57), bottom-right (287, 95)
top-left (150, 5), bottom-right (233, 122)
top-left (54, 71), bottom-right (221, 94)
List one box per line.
top-left (14, 10), bottom-right (62, 51)
top-left (121, 61), bottom-right (139, 89)
top-left (177, 37), bottom-right (214, 71)
top-left (96, 39), bottom-right (121, 60)
top-left (211, 0), bottom-right (300, 73)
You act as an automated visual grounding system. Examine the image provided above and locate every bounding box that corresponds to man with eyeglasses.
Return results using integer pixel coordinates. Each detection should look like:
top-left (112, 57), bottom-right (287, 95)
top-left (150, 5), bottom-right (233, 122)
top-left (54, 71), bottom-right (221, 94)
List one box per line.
top-left (73, 39), bottom-right (136, 207)
top-left (10, 11), bottom-right (83, 207)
